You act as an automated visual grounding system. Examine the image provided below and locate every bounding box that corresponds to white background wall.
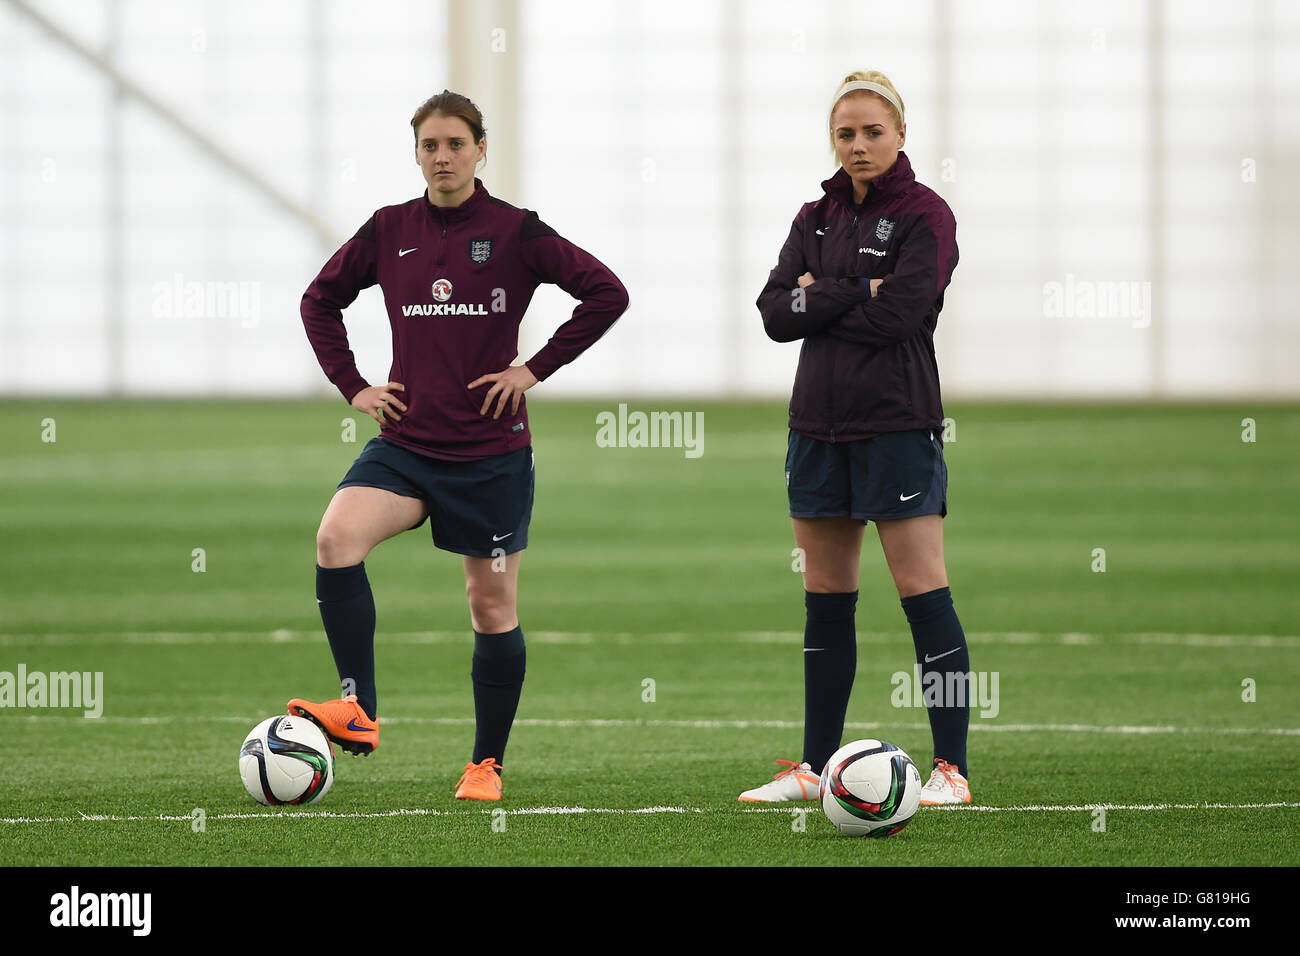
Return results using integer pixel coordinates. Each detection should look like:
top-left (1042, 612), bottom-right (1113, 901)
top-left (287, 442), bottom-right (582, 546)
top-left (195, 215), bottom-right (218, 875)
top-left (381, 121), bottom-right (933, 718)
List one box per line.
top-left (2, 0), bottom-right (1296, 399)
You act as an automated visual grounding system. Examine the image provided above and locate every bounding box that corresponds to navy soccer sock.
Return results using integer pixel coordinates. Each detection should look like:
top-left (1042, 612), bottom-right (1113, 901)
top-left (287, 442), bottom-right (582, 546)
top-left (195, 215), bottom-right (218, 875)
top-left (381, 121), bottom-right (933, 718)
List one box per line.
top-left (801, 590), bottom-right (859, 775)
top-left (316, 563), bottom-right (378, 720)
top-left (471, 626), bottom-right (527, 771)
top-left (900, 586), bottom-right (970, 779)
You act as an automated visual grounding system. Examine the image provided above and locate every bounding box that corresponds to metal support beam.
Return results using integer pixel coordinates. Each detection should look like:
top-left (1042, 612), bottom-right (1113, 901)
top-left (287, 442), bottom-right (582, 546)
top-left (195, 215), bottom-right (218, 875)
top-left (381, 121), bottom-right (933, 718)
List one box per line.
top-left (447, 0), bottom-right (520, 204)
top-left (5, 0), bottom-right (339, 248)
top-left (1147, 0), bottom-right (1166, 396)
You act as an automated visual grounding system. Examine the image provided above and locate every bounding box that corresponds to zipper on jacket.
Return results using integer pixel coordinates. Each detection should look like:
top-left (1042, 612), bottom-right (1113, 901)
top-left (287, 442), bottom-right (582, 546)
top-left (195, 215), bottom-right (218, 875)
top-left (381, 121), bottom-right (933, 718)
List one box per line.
top-left (434, 214), bottom-right (448, 268)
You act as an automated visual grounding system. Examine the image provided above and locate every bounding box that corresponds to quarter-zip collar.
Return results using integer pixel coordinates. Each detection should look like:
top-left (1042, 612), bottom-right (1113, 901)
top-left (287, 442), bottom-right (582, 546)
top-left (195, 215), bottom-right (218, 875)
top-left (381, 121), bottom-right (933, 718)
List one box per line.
top-left (424, 177), bottom-right (489, 224)
top-left (821, 150), bottom-right (914, 212)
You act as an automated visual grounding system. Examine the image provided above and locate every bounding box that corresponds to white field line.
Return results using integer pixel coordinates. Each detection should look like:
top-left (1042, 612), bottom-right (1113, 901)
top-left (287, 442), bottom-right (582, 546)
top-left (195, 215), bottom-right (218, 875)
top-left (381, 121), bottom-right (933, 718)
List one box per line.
top-left (4, 801), bottom-right (1299, 826)
top-left (8, 714), bottom-right (1300, 737)
top-left (742, 801), bottom-right (1300, 813)
top-left (0, 630), bottom-right (1297, 647)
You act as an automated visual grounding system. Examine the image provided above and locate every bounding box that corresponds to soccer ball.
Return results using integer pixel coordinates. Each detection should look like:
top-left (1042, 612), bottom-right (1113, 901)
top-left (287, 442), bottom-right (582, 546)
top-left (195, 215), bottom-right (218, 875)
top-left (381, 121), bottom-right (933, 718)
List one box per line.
top-left (819, 739), bottom-right (922, 837)
top-left (239, 715), bottom-right (335, 806)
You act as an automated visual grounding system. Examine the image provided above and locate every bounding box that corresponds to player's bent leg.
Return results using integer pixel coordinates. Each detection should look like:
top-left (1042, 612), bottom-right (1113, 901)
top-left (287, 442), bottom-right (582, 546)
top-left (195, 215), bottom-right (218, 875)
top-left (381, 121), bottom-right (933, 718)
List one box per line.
top-left (293, 488), bottom-right (429, 756)
top-left (458, 552), bottom-right (525, 799)
top-left (316, 485), bottom-right (428, 568)
top-left (876, 514), bottom-right (973, 800)
top-left (740, 519), bottom-right (865, 802)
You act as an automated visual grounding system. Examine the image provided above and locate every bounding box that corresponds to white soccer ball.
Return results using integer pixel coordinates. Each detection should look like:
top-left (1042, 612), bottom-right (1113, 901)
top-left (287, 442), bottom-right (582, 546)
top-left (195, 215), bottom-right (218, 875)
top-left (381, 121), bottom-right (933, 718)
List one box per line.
top-left (819, 739), bottom-right (922, 837)
top-left (239, 715), bottom-right (335, 806)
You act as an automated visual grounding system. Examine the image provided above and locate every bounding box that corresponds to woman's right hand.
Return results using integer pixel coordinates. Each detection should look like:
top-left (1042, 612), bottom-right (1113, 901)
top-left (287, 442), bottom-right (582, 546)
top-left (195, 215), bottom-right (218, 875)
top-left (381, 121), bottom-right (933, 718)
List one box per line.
top-left (352, 382), bottom-right (407, 424)
top-left (869, 278), bottom-right (884, 297)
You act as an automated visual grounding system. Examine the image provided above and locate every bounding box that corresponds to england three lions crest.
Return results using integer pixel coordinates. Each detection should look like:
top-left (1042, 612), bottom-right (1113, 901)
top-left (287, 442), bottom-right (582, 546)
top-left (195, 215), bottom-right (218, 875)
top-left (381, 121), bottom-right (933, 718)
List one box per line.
top-left (874, 217), bottom-right (896, 243)
top-left (469, 239), bottom-right (493, 264)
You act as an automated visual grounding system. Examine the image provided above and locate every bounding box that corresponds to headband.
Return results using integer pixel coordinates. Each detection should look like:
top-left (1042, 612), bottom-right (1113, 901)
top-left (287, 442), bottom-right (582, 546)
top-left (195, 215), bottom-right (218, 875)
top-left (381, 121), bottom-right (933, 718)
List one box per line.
top-left (831, 80), bottom-right (904, 123)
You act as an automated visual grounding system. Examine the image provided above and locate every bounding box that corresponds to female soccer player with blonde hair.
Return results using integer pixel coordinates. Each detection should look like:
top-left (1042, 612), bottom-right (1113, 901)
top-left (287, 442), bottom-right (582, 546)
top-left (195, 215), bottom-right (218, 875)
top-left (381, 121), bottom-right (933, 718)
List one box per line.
top-left (744, 71), bottom-right (971, 806)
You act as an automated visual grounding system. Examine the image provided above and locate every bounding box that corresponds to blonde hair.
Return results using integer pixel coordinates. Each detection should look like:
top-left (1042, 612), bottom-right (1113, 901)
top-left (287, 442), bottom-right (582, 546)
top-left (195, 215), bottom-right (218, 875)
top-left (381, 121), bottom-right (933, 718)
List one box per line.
top-left (828, 70), bottom-right (905, 157)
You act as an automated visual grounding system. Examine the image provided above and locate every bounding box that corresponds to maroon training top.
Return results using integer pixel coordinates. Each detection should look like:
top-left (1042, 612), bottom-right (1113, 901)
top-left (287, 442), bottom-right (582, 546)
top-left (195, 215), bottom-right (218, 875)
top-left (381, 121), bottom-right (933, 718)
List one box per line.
top-left (756, 152), bottom-right (958, 441)
top-left (302, 179), bottom-right (629, 459)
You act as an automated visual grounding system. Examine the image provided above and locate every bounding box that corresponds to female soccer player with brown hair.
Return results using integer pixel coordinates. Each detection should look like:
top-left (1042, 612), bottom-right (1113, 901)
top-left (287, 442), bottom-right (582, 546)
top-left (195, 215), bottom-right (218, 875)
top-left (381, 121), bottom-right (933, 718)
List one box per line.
top-left (743, 71), bottom-right (971, 806)
top-left (293, 91), bottom-right (628, 801)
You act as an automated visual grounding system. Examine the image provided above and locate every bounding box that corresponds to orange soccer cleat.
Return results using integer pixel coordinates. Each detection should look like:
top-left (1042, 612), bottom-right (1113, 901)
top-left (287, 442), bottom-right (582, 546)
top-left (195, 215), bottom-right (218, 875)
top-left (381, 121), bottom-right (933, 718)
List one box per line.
top-left (286, 694), bottom-right (378, 756)
top-left (454, 757), bottom-right (504, 801)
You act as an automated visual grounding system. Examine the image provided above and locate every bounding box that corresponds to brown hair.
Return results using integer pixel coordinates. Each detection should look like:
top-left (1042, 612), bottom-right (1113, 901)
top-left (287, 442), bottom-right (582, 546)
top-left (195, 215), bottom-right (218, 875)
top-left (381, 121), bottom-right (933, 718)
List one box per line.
top-left (410, 90), bottom-right (486, 145)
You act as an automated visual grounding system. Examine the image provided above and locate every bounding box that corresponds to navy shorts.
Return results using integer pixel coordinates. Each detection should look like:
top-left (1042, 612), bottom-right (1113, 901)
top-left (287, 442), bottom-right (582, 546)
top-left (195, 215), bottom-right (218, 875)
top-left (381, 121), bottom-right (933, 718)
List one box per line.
top-left (786, 429), bottom-right (948, 523)
top-left (337, 437), bottom-right (534, 557)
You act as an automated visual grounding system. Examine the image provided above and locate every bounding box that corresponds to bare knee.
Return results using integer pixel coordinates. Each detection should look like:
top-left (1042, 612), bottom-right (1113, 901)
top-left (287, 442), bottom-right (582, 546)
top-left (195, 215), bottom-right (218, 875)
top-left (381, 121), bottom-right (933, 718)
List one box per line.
top-left (891, 567), bottom-right (948, 599)
top-left (803, 569), bottom-right (860, 593)
top-left (465, 580), bottom-right (517, 633)
top-left (316, 521), bottom-right (368, 568)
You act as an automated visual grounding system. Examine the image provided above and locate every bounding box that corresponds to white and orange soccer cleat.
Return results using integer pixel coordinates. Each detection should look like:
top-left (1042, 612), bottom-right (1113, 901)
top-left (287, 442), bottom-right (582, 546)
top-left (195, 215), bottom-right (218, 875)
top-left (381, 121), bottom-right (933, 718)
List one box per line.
top-left (455, 757), bottom-right (504, 801)
top-left (918, 758), bottom-right (972, 805)
top-left (286, 694), bottom-right (378, 756)
top-left (738, 759), bottom-right (821, 803)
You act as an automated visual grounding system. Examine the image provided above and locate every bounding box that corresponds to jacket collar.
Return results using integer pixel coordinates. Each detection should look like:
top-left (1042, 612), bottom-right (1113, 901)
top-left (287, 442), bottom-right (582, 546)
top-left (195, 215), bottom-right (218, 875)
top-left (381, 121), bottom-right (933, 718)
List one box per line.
top-left (821, 150), bottom-right (914, 211)
top-left (424, 177), bottom-right (488, 221)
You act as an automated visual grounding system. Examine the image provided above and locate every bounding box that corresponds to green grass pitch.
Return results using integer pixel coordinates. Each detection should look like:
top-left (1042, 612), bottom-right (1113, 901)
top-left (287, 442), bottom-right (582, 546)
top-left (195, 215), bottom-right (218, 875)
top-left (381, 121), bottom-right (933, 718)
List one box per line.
top-left (1, 398), bottom-right (1297, 866)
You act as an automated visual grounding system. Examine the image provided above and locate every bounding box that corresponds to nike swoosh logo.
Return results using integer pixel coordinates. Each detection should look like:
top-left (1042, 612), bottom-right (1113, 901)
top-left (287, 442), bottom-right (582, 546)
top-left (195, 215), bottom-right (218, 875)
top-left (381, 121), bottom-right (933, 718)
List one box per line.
top-left (815, 228), bottom-right (825, 236)
top-left (803, 648), bottom-right (824, 653)
top-left (924, 647), bottom-right (961, 663)
top-left (492, 532), bottom-right (513, 541)
top-left (346, 718), bottom-right (371, 732)
top-left (900, 492), bottom-right (922, 501)
top-left (398, 248), bottom-right (417, 257)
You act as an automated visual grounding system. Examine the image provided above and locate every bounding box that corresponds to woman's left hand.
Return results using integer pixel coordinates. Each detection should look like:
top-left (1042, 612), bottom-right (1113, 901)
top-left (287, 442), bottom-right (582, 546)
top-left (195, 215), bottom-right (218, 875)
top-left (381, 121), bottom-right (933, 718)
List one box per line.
top-left (468, 364), bottom-right (540, 419)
